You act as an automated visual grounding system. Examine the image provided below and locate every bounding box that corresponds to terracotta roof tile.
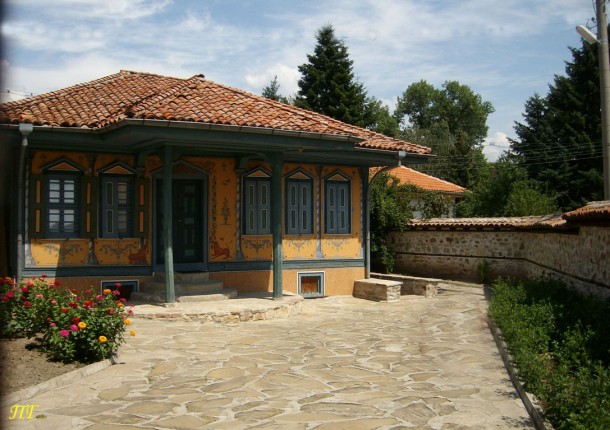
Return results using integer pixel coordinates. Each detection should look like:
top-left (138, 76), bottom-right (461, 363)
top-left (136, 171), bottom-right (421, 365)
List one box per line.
top-left (562, 200), bottom-right (610, 222)
top-left (384, 166), bottom-right (466, 195)
top-left (406, 213), bottom-right (568, 230)
top-left (2, 70), bottom-right (430, 155)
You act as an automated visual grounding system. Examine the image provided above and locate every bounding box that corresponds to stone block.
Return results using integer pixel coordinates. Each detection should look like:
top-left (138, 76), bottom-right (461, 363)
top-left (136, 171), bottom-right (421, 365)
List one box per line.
top-left (353, 279), bottom-right (402, 302)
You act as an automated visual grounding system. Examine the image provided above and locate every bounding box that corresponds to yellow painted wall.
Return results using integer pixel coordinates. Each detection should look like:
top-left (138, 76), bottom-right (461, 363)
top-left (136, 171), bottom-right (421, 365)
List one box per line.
top-left (27, 152), bottom-right (366, 296)
top-left (30, 239), bottom-right (88, 266)
top-left (210, 266), bottom-right (365, 296)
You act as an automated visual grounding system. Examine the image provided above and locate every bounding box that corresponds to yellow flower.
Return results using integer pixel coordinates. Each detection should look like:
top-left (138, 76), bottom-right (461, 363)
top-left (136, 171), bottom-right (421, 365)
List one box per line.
top-left (130, 330), bottom-right (136, 337)
top-left (124, 319), bottom-right (131, 325)
top-left (99, 335), bottom-right (107, 343)
top-left (78, 321), bottom-right (87, 329)
top-left (103, 289), bottom-right (111, 295)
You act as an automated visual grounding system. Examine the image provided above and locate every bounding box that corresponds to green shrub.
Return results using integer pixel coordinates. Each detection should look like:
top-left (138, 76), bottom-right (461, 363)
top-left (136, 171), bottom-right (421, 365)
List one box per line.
top-left (0, 276), bottom-right (135, 363)
top-left (488, 277), bottom-right (610, 429)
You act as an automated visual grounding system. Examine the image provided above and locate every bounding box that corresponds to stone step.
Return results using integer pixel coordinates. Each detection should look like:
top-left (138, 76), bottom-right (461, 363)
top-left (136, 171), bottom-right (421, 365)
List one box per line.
top-left (153, 271), bottom-right (210, 283)
top-left (177, 288), bottom-right (238, 302)
top-left (131, 287), bottom-right (238, 304)
top-left (140, 279), bottom-right (224, 295)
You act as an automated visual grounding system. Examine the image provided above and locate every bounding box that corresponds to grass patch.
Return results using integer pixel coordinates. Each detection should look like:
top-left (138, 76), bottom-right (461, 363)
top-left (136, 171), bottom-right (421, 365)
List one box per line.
top-left (488, 277), bottom-right (610, 430)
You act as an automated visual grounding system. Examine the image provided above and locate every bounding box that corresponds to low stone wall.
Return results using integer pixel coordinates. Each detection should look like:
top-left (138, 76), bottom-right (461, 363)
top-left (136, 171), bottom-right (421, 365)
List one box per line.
top-left (388, 202), bottom-right (610, 298)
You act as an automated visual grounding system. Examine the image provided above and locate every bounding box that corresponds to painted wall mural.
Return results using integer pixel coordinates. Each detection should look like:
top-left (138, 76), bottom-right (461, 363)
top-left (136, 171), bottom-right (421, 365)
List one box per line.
top-left (27, 152), bottom-right (363, 270)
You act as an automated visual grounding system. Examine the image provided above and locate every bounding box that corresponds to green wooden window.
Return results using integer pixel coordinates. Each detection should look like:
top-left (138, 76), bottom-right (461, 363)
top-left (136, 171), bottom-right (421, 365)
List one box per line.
top-left (325, 177), bottom-right (350, 234)
top-left (101, 176), bottom-right (133, 238)
top-left (285, 178), bottom-right (313, 234)
top-left (47, 174), bottom-right (80, 238)
top-left (244, 177), bottom-right (271, 235)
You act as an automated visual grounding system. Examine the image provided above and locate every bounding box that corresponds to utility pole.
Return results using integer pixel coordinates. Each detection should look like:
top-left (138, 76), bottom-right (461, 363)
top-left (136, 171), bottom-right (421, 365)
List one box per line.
top-left (596, 0), bottom-right (610, 200)
top-left (579, 1), bottom-right (610, 200)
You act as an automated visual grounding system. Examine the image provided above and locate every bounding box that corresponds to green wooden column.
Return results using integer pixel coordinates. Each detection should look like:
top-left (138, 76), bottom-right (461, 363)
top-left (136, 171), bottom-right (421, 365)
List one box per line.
top-left (162, 145), bottom-right (176, 304)
top-left (270, 153), bottom-right (283, 299)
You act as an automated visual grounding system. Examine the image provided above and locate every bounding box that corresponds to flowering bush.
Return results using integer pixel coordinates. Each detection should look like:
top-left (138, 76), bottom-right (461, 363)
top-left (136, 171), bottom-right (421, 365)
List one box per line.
top-left (0, 276), bottom-right (135, 363)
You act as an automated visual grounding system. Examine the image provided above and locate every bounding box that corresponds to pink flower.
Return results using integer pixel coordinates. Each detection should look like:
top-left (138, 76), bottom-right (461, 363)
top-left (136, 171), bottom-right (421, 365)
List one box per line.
top-left (26, 280), bottom-right (34, 287)
top-left (6, 291), bottom-right (14, 299)
top-left (21, 286), bottom-right (29, 293)
top-left (1, 296), bottom-right (8, 302)
top-left (96, 294), bottom-right (103, 301)
top-left (41, 274), bottom-right (48, 278)
top-left (60, 330), bottom-right (69, 337)
top-left (114, 282), bottom-right (122, 288)
top-left (112, 290), bottom-right (120, 296)
top-left (50, 299), bottom-right (57, 305)
top-left (70, 324), bottom-right (78, 331)
top-left (24, 301), bottom-right (31, 308)
top-left (35, 294), bottom-right (43, 299)
top-left (49, 322), bottom-right (56, 327)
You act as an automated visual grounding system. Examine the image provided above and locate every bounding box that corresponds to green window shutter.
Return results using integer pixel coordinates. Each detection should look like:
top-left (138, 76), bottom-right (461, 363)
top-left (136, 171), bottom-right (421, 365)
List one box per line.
top-left (134, 177), bottom-right (149, 238)
top-left (28, 174), bottom-right (45, 238)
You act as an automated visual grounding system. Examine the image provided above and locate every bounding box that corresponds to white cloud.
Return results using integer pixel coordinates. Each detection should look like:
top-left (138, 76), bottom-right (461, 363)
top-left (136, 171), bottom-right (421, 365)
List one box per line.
top-left (6, 0), bottom-right (173, 21)
top-left (245, 64), bottom-right (300, 96)
top-left (1, 0), bottom-right (594, 144)
top-left (483, 131), bottom-right (510, 162)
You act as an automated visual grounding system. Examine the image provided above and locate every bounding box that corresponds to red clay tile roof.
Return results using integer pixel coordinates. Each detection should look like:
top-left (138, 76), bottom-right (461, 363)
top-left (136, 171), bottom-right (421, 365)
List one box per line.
top-left (385, 166), bottom-right (466, 195)
top-left (562, 200), bottom-right (610, 222)
top-left (0, 70), bottom-right (431, 155)
top-left (406, 213), bottom-right (568, 230)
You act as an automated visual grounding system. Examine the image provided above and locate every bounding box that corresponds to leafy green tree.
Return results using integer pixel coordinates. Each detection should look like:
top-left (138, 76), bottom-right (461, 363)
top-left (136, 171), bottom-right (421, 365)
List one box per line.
top-left (261, 76), bottom-right (289, 104)
top-left (369, 173), bottom-right (413, 273)
top-left (504, 181), bottom-right (558, 216)
top-left (401, 185), bottom-right (453, 219)
top-left (457, 156), bottom-right (558, 217)
top-left (363, 96), bottom-right (400, 137)
top-left (296, 25), bottom-right (369, 127)
top-left (511, 39), bottom-right (604, 210)
top-left (395, 80), bottom-right (494, 188)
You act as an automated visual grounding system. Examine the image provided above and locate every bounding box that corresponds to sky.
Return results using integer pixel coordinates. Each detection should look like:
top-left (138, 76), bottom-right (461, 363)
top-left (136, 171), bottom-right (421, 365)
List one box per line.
top-left (0, 0), bottom-right (597, 161)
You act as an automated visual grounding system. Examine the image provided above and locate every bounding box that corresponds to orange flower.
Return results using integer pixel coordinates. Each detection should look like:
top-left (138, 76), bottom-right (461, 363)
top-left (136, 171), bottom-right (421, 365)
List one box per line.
top-left (103, 289), bottom-right (111, 295)
top-left (129, 330), bottom-right (136, 337)
top-left (123, 319), bottom-right (131, 325)
top-left (78, 321), bottom-right (87, 329)
top-left (98, 335), bottom-right (107, 343)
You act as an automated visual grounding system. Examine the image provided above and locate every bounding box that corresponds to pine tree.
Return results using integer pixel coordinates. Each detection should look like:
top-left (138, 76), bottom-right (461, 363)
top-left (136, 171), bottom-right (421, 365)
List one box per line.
top-left (511, 40), bottom-right (604, 210)
top-left (261, 76), bottom-right (288, 104)
top-left (296, 25), bottom-right (368, 127)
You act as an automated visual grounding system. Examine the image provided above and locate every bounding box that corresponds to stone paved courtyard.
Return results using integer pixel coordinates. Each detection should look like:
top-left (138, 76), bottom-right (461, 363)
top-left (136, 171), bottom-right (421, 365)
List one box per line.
top-left (3, 282), bottom-right (533, 429)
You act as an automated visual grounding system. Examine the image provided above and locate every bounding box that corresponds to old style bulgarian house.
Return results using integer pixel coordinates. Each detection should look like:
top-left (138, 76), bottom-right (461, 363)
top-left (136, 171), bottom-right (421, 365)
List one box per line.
top-left (0, 70), bottom-right (430, 301)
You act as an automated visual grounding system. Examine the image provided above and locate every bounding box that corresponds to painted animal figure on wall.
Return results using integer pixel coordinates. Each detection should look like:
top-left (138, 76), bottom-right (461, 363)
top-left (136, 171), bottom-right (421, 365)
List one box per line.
top-left (128, 241), bottom-right (148, 265)
top-left (211, 240), bottom-right (231, 259)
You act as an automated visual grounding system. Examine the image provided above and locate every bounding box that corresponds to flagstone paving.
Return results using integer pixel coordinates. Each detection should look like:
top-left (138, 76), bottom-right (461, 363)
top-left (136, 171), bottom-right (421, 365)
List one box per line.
top-left (3, 282), bottom-right (533, 429)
